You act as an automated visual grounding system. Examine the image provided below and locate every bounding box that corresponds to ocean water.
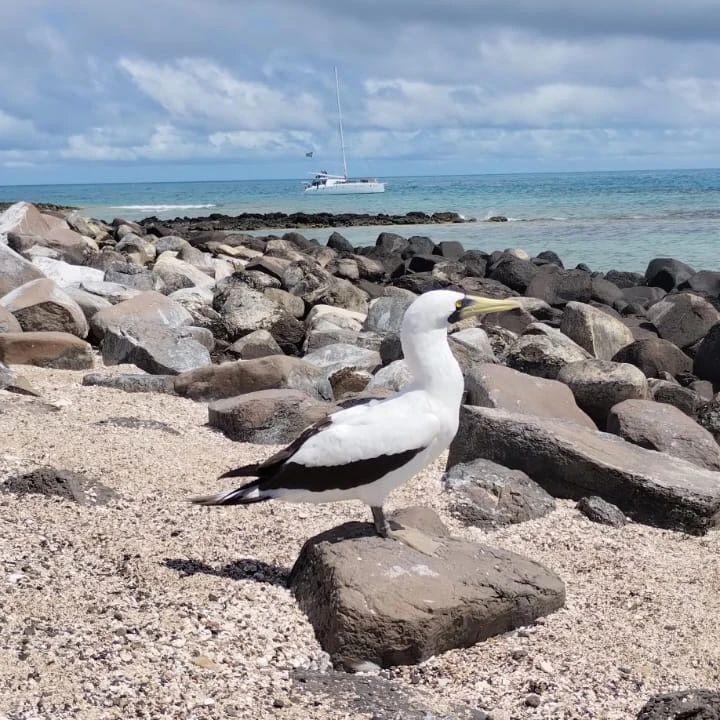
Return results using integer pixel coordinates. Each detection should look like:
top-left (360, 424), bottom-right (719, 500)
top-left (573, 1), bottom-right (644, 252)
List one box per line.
top-left (1, 170), bottom-right (719, 272)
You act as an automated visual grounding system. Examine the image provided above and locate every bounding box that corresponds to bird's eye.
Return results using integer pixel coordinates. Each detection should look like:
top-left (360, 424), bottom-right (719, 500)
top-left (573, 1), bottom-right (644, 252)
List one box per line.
top-left (455, 300), bottom-right (463, 309)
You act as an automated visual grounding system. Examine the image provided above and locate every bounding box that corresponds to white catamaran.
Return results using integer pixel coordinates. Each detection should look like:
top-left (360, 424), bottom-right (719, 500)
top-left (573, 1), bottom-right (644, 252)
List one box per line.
top-left (304, 68), bottom-right (385, 195)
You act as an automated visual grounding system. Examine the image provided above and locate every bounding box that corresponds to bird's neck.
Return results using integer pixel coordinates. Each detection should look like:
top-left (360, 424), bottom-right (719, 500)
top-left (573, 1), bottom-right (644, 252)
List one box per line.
top-left (401, 326), bottom-right (464, 403)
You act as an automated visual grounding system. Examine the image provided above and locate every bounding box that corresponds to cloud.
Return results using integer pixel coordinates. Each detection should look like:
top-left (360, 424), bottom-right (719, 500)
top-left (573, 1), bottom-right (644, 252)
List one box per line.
top-left (2, 0), bottom-right (720, 180)
top-left (118, 57), bottom-right (324, 131)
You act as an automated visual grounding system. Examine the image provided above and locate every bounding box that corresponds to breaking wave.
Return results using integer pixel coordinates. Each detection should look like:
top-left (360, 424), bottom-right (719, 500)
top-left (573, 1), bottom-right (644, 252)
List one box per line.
top-left (109, 203), bottom-right (217, 212)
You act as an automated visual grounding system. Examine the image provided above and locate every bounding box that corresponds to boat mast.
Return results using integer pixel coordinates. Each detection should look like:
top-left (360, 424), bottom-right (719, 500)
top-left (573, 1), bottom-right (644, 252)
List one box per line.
top-left (334, 66), bottom-right (349, 180)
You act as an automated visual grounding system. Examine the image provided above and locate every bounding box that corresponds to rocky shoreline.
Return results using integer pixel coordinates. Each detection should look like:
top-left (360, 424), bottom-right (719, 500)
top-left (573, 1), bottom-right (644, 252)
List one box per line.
top-left (139, 209), bottom-right (478, 233)
top-left (2, 200), bottom-right (720, 719)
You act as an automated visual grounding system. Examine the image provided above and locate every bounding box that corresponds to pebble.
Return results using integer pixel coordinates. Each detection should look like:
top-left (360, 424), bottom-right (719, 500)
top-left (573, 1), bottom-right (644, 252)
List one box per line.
top-left (525, 693), bottom-right (542, 707)
top-left (192, 655), bottom-right (218, 670)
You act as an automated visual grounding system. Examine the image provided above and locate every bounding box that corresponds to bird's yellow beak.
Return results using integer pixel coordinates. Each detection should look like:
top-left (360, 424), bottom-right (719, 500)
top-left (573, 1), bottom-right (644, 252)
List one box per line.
top-left (449, 295), bottom-right (522, 323)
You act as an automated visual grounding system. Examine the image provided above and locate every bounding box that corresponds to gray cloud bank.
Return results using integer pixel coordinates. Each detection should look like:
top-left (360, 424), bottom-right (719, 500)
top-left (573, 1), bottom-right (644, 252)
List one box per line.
top-left (1, 0), bottom-right (720, 182)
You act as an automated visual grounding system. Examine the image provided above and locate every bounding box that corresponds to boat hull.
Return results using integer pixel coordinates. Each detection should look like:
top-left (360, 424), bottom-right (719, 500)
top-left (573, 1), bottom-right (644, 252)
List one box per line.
top-left (304, 181), bottom-right (385, 195)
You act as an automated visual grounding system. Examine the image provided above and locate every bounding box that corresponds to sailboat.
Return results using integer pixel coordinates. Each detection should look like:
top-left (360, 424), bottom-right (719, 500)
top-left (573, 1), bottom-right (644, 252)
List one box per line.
top-left (304, 67), bottom-right (385, 194)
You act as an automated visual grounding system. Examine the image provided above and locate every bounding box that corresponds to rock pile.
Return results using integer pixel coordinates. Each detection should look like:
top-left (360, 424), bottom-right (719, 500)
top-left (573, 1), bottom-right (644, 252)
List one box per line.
top-left (2, 201), bottom-right (719, 530)
top-left (3, 200), bottom-right (720, 673)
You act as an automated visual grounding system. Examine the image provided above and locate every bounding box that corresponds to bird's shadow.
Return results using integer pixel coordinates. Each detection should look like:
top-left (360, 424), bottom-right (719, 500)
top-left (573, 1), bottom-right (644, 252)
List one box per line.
top-left (163, 557), bottom-right (289, 587)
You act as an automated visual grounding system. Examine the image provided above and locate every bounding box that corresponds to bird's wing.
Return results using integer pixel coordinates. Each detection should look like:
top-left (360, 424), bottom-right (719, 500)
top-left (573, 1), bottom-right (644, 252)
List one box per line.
top-left (287, 390), bottom-right (441, 467)
top-left (219, 391), bottom-right (441, 479)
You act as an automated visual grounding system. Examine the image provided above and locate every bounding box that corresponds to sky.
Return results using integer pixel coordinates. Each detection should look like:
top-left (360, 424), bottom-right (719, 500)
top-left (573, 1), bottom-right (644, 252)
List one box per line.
top-left (2, 0), bottom-right (720, 184)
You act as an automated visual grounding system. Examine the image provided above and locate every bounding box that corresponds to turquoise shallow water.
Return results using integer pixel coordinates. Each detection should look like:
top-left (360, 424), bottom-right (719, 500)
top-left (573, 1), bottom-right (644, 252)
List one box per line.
top-left (1, 170), bottom-right (719, 271)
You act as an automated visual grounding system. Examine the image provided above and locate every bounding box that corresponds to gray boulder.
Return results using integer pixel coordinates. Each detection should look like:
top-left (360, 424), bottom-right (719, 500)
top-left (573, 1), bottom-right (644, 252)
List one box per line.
top-left (560, 301), bottom-right (634, 360)
top-left (282, 259), bottom-right (368, 314)
top-left (304, 343), bottom-right (381, 375)
top-left (448, 405), bottom-right (720, 534)
top-left (488, 255), bottom-right (537, 293)
top-left (525, 266), bottom-right (592, 306)
top-left (363, 295), bottom-right (414, 335)
top-left (174, 355), bottom-right (333, 402)
top-left (102, 320), bottom-right (212, 375)
top-left (289, 508), bottom-right (565, 670)
top-left (367, 359), bottom-right (412, 392)
top-left (647, 293), bottom-right (720, 349)
top-left (621, 285), bottom-right (666, 309)
top-left (465, 363), bottom-right (595, 428)
top-left (577, 496), bottom-right (626, 528)
top-left (694, 322), bottom-right (720, 384)
top-left (612, 338), bottom-right (692, 378)
top-left (607, 399), bottom-right (720, 470)
top-left (153, 252), bottom-right (215, 294)
top-left (0, 278), bottom-right (88, 338)
top-left (104, 263), bottom-right (154, 291)
top-left (31, 257), bottom-right (104, 287)
top-left (0, 306), bottom-right (21, 333)
top-left (697, 400), bottom-right (720, 444)
top-left (443, 459), bottom-right (555, 528)
top-left (80, 280), bottom-right (142, 304)
top-left (506, 325), bottom-right (591, 379)
top-left (264, 287), bottom-right (305, 318)
top-left (329, 368), bottom-right (372, 399)
top-left (0, 331), bottom-right (93, 370)
top-left (448, 327), bottom-right (496, 365)
top-left (0, 243), bottom-right (46, 296)
top-left (636, 689), bottom-right (720, 720)
top-left (64, 287), bottom-right (112, 323)
top-left (228, 329), bottom-right (284, 359)
top-left (208, 389), bottom-right (333, 445)
top-left (649, 379), bottom-right (700, 417)
top-left (213, 284), bottom-right (284, 341)
top-left (82, 372), bottom-right (176, 394)
top-left (557, 360), bottom-right (648, 427)
top-left (644, 258), bottom-right (696, 291)
top-left (90, 291), bottom-right (192, 343)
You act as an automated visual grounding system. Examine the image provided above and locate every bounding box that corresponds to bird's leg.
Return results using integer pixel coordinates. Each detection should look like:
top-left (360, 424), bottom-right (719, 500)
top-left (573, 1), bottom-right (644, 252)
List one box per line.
top-left (370, 505), bottom-right (440, 557)
top-left (371, 506), bottom-right (391, 538)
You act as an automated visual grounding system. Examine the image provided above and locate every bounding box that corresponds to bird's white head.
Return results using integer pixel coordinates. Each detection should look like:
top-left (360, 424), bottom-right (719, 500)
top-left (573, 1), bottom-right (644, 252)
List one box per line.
top-left (401, 289), bottom-right (522, 334)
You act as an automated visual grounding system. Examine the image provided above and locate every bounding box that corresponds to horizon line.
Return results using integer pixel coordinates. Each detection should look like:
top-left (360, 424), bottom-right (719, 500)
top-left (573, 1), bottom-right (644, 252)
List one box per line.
top-left (1, 166), bottom-right (720, 189)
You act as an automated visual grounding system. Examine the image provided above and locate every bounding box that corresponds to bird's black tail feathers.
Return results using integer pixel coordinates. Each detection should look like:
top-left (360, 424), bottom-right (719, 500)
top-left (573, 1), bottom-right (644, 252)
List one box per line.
top-left (218, 462), bottom-right (262, 479)
top-left (189, 477), bottom-right (269, 506)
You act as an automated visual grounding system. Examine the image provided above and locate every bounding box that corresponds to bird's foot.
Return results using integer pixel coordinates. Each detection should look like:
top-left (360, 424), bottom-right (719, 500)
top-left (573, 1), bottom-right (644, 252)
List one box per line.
top-left (385, 526), bottom-right (441, 556)
top-left (371, 505), bottom-right (441, 556)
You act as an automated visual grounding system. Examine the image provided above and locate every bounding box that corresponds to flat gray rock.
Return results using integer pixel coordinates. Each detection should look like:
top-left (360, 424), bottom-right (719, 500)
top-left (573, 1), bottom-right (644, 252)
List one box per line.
top-left (82, 372), bottom-right (176, 394)
top-left (608, 399), bottom-right (720, 471)
top-left (174, 355), bottom-right (333, 402)
top-left (448, 405), bottom-right (720, 535)
top-left (443, 459), bottom-right (555, 528)
top-left (208, 389), bottom-right (333, 444)
top-left (465, 363), bottom-right (595, 428)
top-left (289, 508), bottom-right (565, 670)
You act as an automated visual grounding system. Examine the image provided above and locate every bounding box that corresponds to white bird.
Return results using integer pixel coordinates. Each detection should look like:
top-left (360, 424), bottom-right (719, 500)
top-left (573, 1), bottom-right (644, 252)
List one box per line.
top-left (191, 290), bottom-right (520, 549)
